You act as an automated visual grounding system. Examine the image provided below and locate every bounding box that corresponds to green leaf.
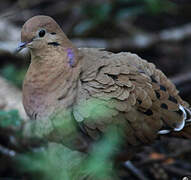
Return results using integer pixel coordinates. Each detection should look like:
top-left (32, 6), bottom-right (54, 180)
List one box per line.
top-left (142, 0), bottom-right (176, 14)
top-left (0, 109), bottom-right (22, 128)
top-left (83, 126), bottom-right (122, 179)
top-left (16, 143), bottom-right (87, 180)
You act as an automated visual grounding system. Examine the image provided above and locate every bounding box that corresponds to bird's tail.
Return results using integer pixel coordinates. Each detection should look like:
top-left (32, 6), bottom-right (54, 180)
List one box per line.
top-left (158, 104), bottom-right (191, 139)
top-left (169, 106), bottom-right (191, 139)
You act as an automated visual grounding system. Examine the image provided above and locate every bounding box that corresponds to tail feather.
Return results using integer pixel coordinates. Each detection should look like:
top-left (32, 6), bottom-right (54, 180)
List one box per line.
top-left (159, 105), bottom-right (191, 139)
top-left (184, 107), bottom-right (191, 124)
top-left (177, 107), bottom-right (191, 138)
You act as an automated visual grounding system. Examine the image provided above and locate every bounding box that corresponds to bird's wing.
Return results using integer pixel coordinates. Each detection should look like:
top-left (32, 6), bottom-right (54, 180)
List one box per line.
top-left (73, 48), bottom-right (188, 145)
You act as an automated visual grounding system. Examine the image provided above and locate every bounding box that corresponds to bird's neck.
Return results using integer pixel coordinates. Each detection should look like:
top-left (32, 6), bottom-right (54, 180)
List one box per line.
top-left (23, 48), bottom-right (82, 119)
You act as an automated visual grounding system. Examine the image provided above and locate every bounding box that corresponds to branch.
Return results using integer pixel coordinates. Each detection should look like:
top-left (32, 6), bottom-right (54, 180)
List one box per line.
top-left (163, 165), bottom-right (191, 176)
top-left (72, 23), bottom-right (191, 50)
top-left (170, 72), bottom-right (191, 97)
top-left (125, 161), bottom-right (149, 180)
top-left (0, 144), bottom-right (16, 157)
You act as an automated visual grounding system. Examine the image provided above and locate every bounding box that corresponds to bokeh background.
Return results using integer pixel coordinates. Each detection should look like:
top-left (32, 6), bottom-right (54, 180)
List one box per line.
top-left (1, 0), bottom-right (191, 179)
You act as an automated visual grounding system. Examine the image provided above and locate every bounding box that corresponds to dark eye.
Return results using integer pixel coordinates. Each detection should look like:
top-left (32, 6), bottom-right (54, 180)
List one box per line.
top-left (38, 29), bottom-right (46, 37)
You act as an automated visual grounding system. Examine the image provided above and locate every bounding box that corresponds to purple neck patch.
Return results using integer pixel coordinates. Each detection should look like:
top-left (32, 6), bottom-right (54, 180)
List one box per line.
top-left (67, 48), bottom-right (75, 67)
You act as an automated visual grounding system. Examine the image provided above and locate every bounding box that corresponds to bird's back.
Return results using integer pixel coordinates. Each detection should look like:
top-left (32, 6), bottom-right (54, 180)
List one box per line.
top-left (74, 48), bottom-right (189, 146)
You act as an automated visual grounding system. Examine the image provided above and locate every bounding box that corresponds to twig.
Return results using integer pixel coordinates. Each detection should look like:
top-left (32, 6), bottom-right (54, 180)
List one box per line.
top-left (0, 144), bottom-right (16, 157)
top-left (163, 165), bottom-right (191, 176)
top-left (171, 72), bottom-right (191, 87)
top-left (72, 23), bottom-right (191, 50)
top-left (1, 16), bottom-right (191, 53)
top-left (170, 72), bottom-right (191, 97)
top-left (125, 161), bottom-right (149, 180)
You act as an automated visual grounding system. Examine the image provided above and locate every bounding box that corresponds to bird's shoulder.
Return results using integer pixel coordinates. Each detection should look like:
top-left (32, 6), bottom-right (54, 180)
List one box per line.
top-left (78, 48), bottom-right (178, 103)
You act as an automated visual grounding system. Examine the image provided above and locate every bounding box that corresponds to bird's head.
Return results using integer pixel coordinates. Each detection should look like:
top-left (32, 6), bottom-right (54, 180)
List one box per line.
top-left (16, 15), bottom-right (72, 52)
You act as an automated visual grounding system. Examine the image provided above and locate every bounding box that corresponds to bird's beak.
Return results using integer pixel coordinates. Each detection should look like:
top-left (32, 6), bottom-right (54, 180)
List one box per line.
top-left (15, 42), bottom-right (27, 53)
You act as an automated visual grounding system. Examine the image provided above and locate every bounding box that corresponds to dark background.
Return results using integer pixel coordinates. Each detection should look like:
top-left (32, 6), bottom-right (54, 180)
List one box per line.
top-left (0, 0), bottom-right (191, 179)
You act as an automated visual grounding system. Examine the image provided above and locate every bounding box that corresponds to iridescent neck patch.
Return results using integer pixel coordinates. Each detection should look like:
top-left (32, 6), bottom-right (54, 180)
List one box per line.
top-left (67, 48), bottom-right (75, 67)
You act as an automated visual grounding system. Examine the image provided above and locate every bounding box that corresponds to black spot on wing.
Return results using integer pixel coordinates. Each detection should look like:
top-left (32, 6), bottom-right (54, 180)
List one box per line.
top-left (150, 75), bottom-right (157, 83)
top-left (137, 99), bottom-right (142, 104)
top-left (155, 90), bottom-right (160, 99)
top-left (168, 95), bottom-right (178, 104)
top-left (143, 109), bottom-right (153, 116)
top-left (108, 74), bottom-right (118, 80)
top-left (57, 94), bottom-right (65, 101)
top-left (175, 109), bottom-right (183, 116)
top-left (50, 32), bottom-right (56, 35)
top-left (161, 103), bottom-right (168, 110)
top-left (160, 85), bottom-right (167, 91)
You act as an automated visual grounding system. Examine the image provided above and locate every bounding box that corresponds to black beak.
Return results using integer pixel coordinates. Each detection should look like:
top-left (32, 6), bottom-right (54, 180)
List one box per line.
top-left (15, 42), bottom-right (27, 53)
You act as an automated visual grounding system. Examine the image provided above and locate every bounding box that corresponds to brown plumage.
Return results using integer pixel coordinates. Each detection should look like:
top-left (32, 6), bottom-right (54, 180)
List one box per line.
top-left (19, 15), bottom-right (191, 155)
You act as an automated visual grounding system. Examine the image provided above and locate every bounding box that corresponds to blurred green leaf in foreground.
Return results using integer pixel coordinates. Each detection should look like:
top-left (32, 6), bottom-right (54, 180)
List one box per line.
top-left (0, 109), bottom-right (22, 128)
top-left (17, 126), bottom-right (121, 180)
top-left (16, 98), bottom-right (122, 180)
top-left (0, 89), bottom-right (122, 180)
top-left (16, 143), bottom-right (87, 180)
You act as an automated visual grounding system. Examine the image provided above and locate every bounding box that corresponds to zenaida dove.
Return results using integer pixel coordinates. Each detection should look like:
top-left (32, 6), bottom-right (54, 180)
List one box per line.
top-left (17, 15), bottom-right (191, 155)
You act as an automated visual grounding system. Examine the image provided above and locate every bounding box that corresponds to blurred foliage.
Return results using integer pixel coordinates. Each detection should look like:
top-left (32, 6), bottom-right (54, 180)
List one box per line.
top-left (74, 2), bottom-right (112, 35)
top-left (116, 0), bottom-right (176, 19)
top-left (0, 0), bottom-right (191, 179)
top-left (16, 143), bottom-right (86, 180)
top-left (0, 109), bottom-right (22, 128)
top-left (74, 0), bottom-right (176, 35)
top-left (142, 0), bottom-right (176, 14)
top-left (0, 64), bottom-right (27, 88)
top-left (16, 126), bottom-right (121, 180)
top-left (84, 127), bottom-right (122, 180)
top-left (3, 98), bottom-right (122, 180)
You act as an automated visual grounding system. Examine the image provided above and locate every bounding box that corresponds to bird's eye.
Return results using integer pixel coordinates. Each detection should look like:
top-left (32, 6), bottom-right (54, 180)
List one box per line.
top-left (38, 29), bottom-right (46, 37)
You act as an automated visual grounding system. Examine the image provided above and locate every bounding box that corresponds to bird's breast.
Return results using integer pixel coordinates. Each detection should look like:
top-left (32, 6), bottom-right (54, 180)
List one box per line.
top-left (22, 82), bottom-right (50, 119)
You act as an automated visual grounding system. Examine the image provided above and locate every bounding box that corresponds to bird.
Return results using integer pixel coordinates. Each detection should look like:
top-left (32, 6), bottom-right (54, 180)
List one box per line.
top-left (17, 15), bottom-right (191, 156)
